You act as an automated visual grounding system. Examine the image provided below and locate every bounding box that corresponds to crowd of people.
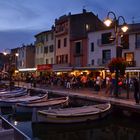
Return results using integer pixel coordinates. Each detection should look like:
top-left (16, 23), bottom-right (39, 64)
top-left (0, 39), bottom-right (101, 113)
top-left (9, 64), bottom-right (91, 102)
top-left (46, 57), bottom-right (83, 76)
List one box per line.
top-left (24, 73), bottom-right (139, 96)
top-left (1, 71), bottom-right (139, 104)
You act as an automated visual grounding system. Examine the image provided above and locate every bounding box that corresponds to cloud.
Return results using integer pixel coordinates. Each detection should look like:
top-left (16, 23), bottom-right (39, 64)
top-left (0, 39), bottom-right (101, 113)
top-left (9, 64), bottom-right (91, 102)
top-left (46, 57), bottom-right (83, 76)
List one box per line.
top-left (0, 0), bottom-right (140, 51)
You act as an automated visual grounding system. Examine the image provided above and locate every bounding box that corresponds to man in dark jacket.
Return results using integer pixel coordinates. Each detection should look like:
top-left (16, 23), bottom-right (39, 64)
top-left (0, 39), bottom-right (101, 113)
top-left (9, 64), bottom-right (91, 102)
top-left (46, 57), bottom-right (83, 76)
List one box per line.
top-left (133, 78), bottom-right (139, 104)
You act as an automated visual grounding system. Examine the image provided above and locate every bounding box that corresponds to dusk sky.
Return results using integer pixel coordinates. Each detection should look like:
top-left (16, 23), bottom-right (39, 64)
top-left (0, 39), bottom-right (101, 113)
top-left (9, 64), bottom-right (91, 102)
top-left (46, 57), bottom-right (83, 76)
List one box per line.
top-left (0, 0), bottom-right (140, 52)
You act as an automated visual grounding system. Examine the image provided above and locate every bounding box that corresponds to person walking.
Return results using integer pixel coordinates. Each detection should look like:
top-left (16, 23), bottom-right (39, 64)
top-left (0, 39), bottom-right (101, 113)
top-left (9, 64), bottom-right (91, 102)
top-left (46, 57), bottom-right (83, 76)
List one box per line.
top-left (133, 78), bottom-right (139, 104)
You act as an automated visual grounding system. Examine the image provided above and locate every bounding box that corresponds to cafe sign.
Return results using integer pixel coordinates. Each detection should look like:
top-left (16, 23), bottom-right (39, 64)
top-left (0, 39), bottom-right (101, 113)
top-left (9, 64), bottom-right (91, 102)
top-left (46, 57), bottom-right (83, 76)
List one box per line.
top-left (37, 64), bottom-right (52, 71)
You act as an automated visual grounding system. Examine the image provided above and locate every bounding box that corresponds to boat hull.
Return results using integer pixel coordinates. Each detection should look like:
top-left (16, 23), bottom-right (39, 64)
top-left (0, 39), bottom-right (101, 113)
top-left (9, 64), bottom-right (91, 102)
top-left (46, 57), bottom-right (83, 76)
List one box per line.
top-left (37, 112), bottom-right (109, 123)
top-left (16, 104), bottom-right (64, 114)
top-left (0, 93), bottom-right (48, 108)
top-left (37, 103), bottom-right (111, 124)
top-left (15, 97), bottom-right (69, 114)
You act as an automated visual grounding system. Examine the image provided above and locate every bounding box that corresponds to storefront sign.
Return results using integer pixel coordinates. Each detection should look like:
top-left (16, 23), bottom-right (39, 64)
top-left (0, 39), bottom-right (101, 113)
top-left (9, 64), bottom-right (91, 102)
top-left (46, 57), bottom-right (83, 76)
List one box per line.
top-left (37, 64), bottom-right (52, 71)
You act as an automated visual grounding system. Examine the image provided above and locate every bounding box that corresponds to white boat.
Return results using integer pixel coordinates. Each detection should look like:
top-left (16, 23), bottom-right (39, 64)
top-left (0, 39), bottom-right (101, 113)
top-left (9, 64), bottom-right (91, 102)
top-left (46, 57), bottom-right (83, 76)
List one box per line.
top-left (37, 103), bottom-right (111, 124)
top-left (0, 93), bottom-right (48, 108)
top-left (15, 96), bottom-right (69, 114)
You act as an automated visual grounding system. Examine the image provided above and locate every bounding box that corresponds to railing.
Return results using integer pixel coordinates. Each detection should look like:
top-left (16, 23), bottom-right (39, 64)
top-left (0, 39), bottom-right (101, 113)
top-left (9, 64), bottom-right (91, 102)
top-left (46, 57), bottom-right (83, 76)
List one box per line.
top-left (127, 61), bottom-right (136, 67)
top-left (55, 28), bottom-right (68, 36)
top-left (97, 39), bottom-right (115, 46)
top-left (0, 115), bottom-right (31, 140)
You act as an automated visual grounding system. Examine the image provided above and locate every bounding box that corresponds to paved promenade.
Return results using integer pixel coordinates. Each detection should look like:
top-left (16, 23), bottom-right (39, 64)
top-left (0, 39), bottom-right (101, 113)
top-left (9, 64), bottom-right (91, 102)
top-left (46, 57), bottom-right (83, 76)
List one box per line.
top-left (18, 82), bottom-right (138, 104)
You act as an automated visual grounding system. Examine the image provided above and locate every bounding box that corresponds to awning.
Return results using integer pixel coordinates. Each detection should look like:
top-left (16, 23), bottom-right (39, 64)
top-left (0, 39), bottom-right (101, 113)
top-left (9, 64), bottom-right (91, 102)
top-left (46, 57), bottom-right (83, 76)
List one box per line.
top-left (74, 66), bottom-right (105, 70)
top-left (53, 67), bottom-right (73, 72)
top-left (125, 67), bottom-right (140, 72)
top-left (18, 68), bottom-right (37, 72)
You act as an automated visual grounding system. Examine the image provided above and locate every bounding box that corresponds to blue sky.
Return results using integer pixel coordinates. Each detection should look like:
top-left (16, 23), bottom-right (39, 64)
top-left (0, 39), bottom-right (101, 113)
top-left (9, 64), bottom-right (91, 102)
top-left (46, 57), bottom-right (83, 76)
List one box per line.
top-left (0, 0), bottom-right (140, 51)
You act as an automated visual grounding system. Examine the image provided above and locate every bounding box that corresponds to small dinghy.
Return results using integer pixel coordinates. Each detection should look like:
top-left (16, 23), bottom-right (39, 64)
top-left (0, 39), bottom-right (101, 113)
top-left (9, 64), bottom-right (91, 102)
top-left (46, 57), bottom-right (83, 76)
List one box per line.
top-left (37, 103), bottom-right (111, 124)
top-left (0, 93), bottom-right (48, 108)
top-left (15, 96), bottom-right (69, 114)
top-left (0, 88), bottom-right (27, 99)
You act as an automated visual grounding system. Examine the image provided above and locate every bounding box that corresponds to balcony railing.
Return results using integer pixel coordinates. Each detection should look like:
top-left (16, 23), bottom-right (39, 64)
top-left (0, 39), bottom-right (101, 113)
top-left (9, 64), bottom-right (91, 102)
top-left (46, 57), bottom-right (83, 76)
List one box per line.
top-left (55, 28), bottom-right (68, 36)
top-left (126, 61), bottom-right (136, 67)
top-left (97, 39), bottom-right (115, 46)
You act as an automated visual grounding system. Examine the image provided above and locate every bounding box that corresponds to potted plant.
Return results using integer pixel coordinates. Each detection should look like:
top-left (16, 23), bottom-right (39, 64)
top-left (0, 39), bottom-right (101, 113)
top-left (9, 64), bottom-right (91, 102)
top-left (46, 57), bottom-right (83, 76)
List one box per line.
top-left (108, 57), bottom-right (127, 76)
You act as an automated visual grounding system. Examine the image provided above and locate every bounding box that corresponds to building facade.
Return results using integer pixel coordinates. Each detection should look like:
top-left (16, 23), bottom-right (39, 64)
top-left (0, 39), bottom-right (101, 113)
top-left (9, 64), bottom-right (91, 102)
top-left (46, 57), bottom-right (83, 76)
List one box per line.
top-left (88, 23), bottom-right (140, 76)
top-left (88, 29), bottom-right (116, 67)
top-left (35, 29), bottom-right (55, 66)
top-left (17, 44), bottom-right (35, 69)
top-left (54, 9), bottom-right (104, 71)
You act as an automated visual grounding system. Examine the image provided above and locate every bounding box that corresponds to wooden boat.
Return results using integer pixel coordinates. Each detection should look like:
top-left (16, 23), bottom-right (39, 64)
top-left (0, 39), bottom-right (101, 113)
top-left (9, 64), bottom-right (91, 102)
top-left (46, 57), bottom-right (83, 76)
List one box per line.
top-left (0, 93), bottom-right (48, 108)
top-left (0, 88), bottom-right (24, 94)
top-left (0, 88), bottom-right (27, 98)
top-left (37, 103), bottom-right (111, 124)
top-left (15, 96), bottom-right (69, 114)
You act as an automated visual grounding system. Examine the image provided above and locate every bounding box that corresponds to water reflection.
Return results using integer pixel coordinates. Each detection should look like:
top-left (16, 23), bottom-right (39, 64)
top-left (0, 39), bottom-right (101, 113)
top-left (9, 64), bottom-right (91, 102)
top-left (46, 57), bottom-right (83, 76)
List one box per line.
top-left (31, 115), bottom-right (140, 140)
top-left (3, 109), bottom-right (140, 140)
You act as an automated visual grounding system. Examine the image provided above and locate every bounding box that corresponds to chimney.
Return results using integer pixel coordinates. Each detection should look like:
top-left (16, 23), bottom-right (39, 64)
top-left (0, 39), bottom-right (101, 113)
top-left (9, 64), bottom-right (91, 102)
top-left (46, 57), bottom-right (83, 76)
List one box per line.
top-left (83, 8), bottom-right (86, 13)
top-left (68, 12), bottom-right (71, 16)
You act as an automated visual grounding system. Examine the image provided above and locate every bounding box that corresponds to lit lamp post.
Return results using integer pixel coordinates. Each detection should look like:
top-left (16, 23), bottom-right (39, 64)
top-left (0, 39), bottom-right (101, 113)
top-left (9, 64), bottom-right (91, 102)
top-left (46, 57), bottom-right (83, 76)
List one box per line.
top-left (103, 11), bottom-right (128, 97)
top-left (3, 49), bottom-right (19, 90)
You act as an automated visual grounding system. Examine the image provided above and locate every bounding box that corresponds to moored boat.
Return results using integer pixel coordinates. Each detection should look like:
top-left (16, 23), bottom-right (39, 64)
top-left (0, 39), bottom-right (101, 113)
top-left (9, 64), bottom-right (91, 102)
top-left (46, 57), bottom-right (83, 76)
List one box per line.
top-left (0, 88), bottom-right (27, 98)
top-left (0, 87), bottom-right (24, 94)
top-left (0, 93), bottom-right (48, 108)
top-left (37, 103), bottom-right (111, 124)
top-left (15, 96), bottom-right (69, 114)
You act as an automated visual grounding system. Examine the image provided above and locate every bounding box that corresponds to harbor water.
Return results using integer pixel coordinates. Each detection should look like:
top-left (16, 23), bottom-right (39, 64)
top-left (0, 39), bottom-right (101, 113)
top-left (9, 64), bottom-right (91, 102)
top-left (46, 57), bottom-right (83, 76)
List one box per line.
top-left (1, 90), bottom-right (140, 140)
top-left (2, 107), bottom-right (140, 140)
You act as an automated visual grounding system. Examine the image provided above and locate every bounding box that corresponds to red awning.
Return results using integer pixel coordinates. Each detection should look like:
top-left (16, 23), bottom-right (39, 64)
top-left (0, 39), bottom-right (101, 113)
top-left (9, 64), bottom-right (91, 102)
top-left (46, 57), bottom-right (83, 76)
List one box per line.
top-left (37, 64), bottom-right (52, 71)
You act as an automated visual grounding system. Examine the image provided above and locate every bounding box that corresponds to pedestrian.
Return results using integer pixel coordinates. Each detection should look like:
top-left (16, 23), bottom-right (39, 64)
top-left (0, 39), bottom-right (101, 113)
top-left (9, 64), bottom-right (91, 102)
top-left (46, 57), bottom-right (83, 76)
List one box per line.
top-left (133, 78), bottom-right (139, 104)
top-left (105, 76), bottom-right (111, 94)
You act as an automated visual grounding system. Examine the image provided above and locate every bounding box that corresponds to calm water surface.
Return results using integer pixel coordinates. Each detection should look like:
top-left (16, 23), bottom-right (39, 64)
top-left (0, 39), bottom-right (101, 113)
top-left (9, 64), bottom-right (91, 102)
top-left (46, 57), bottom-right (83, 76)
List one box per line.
top-left (3, 113), bottom-right (140, 140)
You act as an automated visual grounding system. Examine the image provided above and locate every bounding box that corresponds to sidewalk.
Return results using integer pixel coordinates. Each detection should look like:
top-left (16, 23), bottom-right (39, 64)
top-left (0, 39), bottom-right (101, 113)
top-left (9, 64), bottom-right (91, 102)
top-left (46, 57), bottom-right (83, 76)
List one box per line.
top-left (18, 81), bottom-right (135, 102)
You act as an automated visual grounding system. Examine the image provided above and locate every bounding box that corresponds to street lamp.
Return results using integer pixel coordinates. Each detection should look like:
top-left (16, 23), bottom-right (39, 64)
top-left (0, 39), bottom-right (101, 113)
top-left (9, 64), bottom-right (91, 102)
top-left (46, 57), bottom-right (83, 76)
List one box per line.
top-left (103, 11), bottom-right (128, 97)
top-left (3, 49), bottom-right (19, 90)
